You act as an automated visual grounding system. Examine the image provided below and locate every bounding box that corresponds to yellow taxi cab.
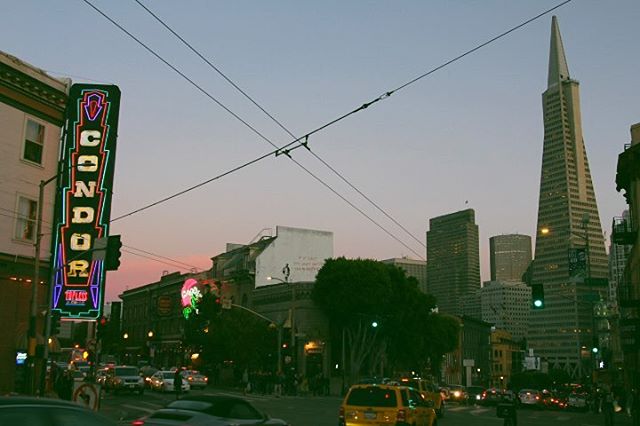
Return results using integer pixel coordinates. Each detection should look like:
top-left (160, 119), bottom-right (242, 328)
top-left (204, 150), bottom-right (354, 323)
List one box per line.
top-left (399, 377), bottom-right (445, 418)
top-left (339, 383), bottom-right (437, 426)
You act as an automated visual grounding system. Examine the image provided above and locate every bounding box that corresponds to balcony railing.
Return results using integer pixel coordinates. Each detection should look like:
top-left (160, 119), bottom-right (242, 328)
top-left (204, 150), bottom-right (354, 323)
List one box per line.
top-left (611, 216), bottom-right (637, 245)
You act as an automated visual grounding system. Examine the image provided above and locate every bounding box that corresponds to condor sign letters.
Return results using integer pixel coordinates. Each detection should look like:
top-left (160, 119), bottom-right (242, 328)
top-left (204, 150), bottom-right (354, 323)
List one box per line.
top-left (50, 84), bottom-right (121, 320)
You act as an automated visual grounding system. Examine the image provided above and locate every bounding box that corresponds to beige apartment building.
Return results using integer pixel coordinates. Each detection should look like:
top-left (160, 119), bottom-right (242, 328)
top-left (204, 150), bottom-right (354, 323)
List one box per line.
top-left (0, 51), bottom-right (68, 392)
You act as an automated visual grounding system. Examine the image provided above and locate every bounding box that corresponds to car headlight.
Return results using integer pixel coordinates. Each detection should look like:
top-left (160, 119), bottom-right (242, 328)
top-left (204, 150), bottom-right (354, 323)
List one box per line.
top-left (453, 391), bottom-right (461, 397)
top-left (476, 395), bottom-right (481, 400)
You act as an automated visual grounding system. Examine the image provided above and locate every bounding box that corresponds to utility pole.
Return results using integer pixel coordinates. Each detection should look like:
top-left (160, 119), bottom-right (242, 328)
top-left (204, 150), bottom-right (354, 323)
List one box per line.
top-left (27, 173), bottom-right (60, 395)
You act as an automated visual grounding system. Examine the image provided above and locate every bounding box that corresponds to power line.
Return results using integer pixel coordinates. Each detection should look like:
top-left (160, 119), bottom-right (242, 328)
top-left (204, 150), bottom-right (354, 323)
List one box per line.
top-left (122, 245), bottom-right (202, 271)
top-left (1, 206), bottom-right (203, 271)
top-left (122, 248), bottom-right (203, 272)
top-left (84, 0), bottom-right (423, 258)
top-left (82, 0), bottom-right (571, 259)
top-left (132, 0), bottom-right (425, 250)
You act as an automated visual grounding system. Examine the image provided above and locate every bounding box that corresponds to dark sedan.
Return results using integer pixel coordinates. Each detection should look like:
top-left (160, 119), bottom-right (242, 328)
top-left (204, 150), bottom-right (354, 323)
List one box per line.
top-left (132, 394), bottom-right (288, 425)
top-left (0, 396), bottom-right (116, 426)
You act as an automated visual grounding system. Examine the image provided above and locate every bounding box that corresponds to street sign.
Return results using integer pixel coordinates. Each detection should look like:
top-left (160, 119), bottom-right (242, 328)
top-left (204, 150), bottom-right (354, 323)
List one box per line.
top-left (72, 382), bottom-right (100, 411)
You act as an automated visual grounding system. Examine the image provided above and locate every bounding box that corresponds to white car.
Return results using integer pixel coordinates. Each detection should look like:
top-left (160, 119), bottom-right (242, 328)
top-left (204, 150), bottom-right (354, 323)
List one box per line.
top-left (182, 370), bottom-right (208, 390)
top-left (150, 371), bottom-right (191, 393)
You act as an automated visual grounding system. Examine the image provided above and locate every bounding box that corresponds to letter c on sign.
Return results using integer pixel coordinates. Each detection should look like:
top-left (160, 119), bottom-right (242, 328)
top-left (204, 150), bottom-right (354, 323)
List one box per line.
top-left (80, 130), bottom-right (101, 147)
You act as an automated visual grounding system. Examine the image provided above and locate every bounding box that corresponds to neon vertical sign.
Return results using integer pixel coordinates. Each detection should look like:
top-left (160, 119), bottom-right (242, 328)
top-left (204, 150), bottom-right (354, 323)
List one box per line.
top-left (50, 84), bottom-right (121, 320)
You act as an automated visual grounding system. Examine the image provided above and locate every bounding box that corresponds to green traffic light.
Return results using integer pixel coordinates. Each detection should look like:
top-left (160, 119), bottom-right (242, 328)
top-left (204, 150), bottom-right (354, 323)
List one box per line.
top-left (533, 300), bottom-right (543, 308)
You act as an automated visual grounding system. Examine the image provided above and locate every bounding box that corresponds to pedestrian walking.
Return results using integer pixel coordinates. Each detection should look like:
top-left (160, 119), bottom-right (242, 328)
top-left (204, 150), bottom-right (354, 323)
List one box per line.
top-left (173, 368), bottom-right (183, 400)
top-left (602, 385), bottom-right (615, 426)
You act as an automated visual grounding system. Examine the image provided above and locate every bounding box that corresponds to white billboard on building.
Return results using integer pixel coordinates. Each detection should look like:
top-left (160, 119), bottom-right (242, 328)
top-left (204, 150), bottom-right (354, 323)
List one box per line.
top-left (255, 226), bottom-right (333, 287)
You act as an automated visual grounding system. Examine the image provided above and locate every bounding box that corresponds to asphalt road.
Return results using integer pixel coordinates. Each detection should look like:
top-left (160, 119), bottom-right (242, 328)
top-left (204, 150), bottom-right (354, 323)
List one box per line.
top-left (98, 388), bottom-right (634, 426)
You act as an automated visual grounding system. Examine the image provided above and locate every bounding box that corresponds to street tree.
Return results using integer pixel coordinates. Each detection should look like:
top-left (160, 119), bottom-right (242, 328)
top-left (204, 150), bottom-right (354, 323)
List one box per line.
top-left (312, 257), bottom-right (459, 382)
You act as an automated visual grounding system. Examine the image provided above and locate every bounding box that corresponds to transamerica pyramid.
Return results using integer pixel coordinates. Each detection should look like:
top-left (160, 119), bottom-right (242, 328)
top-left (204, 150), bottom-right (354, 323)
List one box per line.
top-left (528, 16), bottom-right (608, 379)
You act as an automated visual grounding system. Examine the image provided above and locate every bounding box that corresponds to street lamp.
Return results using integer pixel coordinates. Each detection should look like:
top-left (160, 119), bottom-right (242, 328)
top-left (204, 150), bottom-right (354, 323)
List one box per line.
top-left (267, 272), bottom-right (296, 372)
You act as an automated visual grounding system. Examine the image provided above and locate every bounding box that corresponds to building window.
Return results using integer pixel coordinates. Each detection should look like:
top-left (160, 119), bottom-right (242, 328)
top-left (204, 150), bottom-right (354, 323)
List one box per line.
top-left (23, 118), bottom-right (45, 165)
top-left (15, 196), bottom-right (38, 242)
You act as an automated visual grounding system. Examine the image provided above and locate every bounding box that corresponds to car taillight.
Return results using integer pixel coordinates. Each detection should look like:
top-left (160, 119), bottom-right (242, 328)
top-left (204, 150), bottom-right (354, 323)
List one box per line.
top-left (338, 406), bottom-right (344, 420)
top-left (397, 409), bottom-right (406, 422)
top-left (131, 420), bottom-right (145, 426)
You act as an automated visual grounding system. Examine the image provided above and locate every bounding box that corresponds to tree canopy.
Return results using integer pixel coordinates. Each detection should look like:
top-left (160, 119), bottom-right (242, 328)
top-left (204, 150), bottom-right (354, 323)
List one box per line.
top-left (312, 257), bottom-right (458, 380)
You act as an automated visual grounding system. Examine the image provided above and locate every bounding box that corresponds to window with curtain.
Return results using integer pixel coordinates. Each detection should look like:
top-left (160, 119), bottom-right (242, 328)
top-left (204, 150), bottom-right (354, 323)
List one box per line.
top-left (15, 196), bottom-right (38, 242)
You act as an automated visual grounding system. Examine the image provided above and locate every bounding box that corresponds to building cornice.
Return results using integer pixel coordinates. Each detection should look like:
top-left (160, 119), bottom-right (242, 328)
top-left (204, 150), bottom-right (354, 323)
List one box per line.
top-left (0, 60), bottom-right (67, 126)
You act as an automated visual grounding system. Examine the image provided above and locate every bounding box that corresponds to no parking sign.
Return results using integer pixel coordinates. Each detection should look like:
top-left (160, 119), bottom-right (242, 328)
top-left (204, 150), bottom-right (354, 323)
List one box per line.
top-left (72, 382), bottom-right (101, 411)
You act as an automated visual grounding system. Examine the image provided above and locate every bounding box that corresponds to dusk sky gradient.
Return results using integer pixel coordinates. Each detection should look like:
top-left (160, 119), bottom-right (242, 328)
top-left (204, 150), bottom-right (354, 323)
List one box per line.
top-left (3, 1), bottom-right (638, 302)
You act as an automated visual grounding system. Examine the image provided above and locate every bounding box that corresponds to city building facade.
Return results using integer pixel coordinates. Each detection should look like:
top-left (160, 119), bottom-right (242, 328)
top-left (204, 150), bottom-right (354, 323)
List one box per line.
top-left (442, 315), bottom-right (491, 387)
top-left (481, 281), bottom-right (531, 342)
top-left (0, 51), bottom-right (68, 393)
top-left (489, 234), bottom-right (532, 282)
top-left (119, 270), bottom-right (205, 368)
top-left (426, 209), bottom-right (480, 316)
top-left (529, 17), bottom-right (609, 378)
top-left (614, 123), bottom-right (640, 398)
top-left (381, 257), bottom-right (427, 293)
top-left (490, 329), bottom-right (522, 388)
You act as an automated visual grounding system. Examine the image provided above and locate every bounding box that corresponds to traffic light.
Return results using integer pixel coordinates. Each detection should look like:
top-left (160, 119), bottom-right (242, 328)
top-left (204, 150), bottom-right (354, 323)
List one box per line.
top-left (104, 235), bottom-right (122, 271)
top-left (532, 283), bottom-right (545, 309)
top-left (51, 311), bottom-right (61, 335)
top-left (96, 316), bottom-right (108, 341)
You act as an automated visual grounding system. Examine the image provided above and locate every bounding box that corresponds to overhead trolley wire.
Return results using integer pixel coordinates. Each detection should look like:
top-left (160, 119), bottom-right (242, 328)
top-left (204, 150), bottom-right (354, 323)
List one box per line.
top-left (83, 0), bottom-right (571, 259)
top-left (84, 0), bottom-right (424, 259)
top-left (132, 0), bottom-right (425, 249)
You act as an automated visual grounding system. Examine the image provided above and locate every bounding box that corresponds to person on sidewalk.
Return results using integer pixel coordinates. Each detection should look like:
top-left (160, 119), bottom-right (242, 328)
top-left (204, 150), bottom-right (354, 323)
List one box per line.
top-left (602, 385), bottom-right (615, 426)
top-left (173, 367), bottom-right (183, 400)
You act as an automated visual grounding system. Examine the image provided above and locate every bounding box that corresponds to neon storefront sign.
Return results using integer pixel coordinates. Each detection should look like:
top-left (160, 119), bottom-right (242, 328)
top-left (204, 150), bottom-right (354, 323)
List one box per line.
top-left (50, 85), bottom-right (121, 320)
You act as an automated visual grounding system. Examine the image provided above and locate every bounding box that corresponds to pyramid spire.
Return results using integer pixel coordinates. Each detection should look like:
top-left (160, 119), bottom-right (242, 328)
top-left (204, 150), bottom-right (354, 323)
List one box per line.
top-left (547, 16), bottom-right (570, 88)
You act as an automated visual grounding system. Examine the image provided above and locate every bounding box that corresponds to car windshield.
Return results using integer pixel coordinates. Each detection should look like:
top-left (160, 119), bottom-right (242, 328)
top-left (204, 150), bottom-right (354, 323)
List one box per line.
top-left (162, 372), bottom-right (175, 379)
top-left (468, 386), bottom-right (484, 393)
top-left (347, 387), bottom-right (398, 407)
top-left (115, 367), bottom-right (138, 376)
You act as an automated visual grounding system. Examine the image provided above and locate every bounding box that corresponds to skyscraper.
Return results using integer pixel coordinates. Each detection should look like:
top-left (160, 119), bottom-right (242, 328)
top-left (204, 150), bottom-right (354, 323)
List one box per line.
top-left (381, 257), bottom-right (427, 294)
top-left (529, 17), bottom-right (608, 378)
top-left (490, 234), bottom-right (532, 282)
top-left (426, 209), bottom-right (480, 315)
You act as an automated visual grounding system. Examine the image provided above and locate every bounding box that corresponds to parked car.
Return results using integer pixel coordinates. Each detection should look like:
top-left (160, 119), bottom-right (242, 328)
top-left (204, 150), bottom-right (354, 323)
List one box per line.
top-left (0, 396), bottom-right (116, 425)
top-left (140, 366), bottom-right (159, 388)
top-left (96, 368), bottom-right (109, 386)
top-left (480, 388), bottom-right (504, 405)
top-left (544, 390), bottom-right (568, 410)
top-left (132, 394), bottom-right (288, 425)
top-left (399, 377), bottom-right (445, 418)
top-left (517, 389), bottom-right (542, 408)
top-left (466, 386), bottom-right (485, 403)
top-left (339, 383), bottom-right (437, 426)
top-left (149, 370), bottom-right (191, 393)
top-left (70, 369), bottom-right (87, 382)
top-left (448, 385), bottom-right (468, 404)
top-left (182, 370), bottom-right (208, 390)
top-left (567, 391), bottom-right (589, 411)
top-left (105, 366), bottom-right (145, 395)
